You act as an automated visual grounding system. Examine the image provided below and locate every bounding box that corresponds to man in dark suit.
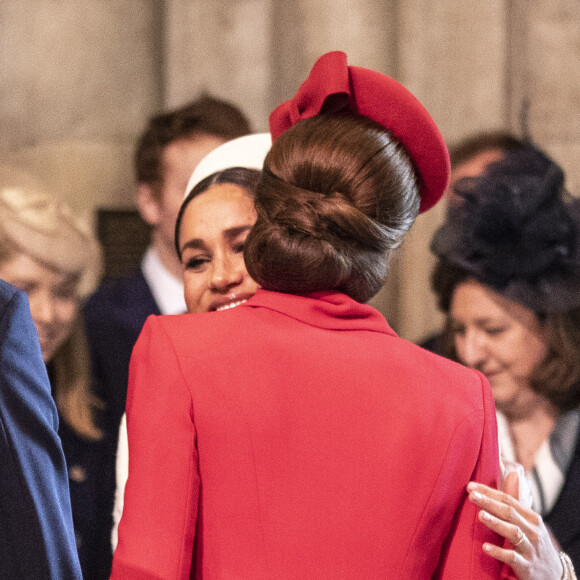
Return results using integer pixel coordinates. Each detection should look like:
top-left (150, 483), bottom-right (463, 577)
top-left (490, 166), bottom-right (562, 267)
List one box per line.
top-left (84, 95), bottom-right (251, 434)
top-left (0, 278), bottom-right (82, 579)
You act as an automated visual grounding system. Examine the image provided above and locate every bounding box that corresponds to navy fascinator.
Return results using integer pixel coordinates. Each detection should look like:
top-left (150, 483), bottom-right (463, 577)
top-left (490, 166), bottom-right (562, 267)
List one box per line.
top-left (431, 145), bottom-right (580, 313)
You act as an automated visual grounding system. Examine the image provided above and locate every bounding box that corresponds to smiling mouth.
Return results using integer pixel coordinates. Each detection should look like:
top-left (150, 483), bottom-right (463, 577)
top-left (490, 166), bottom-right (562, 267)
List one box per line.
top-left (214, 298), bottom-right (248, 312)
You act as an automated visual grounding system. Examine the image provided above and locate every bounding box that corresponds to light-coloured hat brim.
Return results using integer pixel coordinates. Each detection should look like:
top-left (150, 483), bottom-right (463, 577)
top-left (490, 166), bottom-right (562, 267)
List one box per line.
top-left (184, 133), bottom-right (271, 198)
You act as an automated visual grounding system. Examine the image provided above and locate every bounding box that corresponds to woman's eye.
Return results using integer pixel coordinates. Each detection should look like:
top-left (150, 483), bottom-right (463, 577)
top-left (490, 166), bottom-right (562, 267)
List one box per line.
top-left (184, 257), bottom-right (207, 270)
top-left (53, 280), bottom-right (78, 301)
top-left (15, 282), bottom-right (36, 294)
top-left (55, 289), bottom-right (75, 301)
top-left (234, 242), bottom-right (245, 254)
top-left (449, 324), bottom-right (464, 337)
top-left (484, 327), bottom-right (505, 336)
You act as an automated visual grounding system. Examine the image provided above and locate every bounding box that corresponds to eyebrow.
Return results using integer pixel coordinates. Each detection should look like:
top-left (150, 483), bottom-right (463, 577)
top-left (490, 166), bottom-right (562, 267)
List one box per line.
top-left (450, 316), bottom-right (502, 327)
top-left (180, 225), bottom-right (253, 254)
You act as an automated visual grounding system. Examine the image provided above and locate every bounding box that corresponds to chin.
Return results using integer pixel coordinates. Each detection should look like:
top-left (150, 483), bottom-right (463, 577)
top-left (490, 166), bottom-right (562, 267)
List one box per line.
top-left (42, 348), bottom-right (55, 364)
top-left (488, 383), bottom-right (514, 409)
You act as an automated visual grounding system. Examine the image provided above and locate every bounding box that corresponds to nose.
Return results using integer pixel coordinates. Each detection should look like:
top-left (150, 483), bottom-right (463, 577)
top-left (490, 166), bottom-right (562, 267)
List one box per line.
top-left (30, 292), bottom-right (57, 325)
top-left (456, 329), bottom-right (487, 370)
top-left (209, 254), bottom-right (244, 292)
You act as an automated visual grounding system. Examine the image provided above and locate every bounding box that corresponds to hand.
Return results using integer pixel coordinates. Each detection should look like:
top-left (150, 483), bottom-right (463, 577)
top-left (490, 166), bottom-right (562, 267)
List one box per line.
top-left (500, 458), bottom-right (533, 510)
top-left (467, 472), bottom-right (563, 580)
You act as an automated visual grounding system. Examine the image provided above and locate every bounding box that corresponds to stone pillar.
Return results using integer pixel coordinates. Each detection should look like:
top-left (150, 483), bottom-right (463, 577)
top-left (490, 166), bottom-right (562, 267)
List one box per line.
top-left (506, 0), bottom-right (580, 195)
top-left (386, 0), bottom-right (510, 341)
top-left (0, 0), bottom-right (163, 213)
top-left (270, 0), bottom-right (397, 108)
top-left (163, 0), bottom-right (273, 132)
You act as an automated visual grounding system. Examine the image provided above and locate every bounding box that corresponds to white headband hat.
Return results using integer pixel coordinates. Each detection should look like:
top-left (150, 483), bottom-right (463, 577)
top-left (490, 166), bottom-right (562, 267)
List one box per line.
top-left (184, 133), bottom-right (272, 199)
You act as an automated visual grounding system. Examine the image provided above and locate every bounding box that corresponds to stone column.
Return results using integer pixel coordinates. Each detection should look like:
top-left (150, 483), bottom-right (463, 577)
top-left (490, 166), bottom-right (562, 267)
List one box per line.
top-left (506, 0), bottom-right (580, 195)
top-left (0, 0), bottom-right (163, 212)
top-left (163, 0), bottom-right (273, 132)
top-left (270, 0), bottom-right (397, 107)
top-left (388, 0), bottom-right (510, 341)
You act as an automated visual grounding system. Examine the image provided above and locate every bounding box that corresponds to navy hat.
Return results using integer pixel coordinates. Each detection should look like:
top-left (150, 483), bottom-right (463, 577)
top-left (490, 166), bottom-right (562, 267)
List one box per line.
top-left (431, 145), bottom-right (580, 313)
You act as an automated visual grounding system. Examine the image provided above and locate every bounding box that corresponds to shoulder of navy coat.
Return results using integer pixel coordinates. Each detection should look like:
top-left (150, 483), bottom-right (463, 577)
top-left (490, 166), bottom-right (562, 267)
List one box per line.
top-left (0, 279), bottom-right (82, 579)
top-left (83, 268), bottom-right (160, 425)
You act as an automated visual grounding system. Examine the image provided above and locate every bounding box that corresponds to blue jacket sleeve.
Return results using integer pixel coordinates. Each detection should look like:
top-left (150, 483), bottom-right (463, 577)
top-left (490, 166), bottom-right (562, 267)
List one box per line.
top-left (0, 281), bottom-right (82, 579)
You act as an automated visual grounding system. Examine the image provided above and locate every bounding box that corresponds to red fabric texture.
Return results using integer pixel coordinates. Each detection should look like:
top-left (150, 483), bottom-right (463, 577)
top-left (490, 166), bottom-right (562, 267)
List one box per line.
top-left (112, 290), bottom-right (514, 579)
top-left (269, 51), bottom-right (450, 213)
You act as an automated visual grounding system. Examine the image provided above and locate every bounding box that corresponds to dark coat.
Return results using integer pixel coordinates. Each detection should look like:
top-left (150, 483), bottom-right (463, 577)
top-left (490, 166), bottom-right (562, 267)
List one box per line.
top-left (0, 279), bottom-right (82, 579)
top-left (81, 269), bottom-right (159, 577)
top-left (48, 367), bottom-right (117, 580)
top-left (545, 422), bottom-right (580, 570)
top-left (84, 269), bottom-right (160, 431)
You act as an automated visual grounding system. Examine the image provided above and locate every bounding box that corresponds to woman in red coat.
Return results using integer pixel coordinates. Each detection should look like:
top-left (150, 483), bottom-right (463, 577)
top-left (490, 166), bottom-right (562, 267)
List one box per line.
top-left (112, 51), bottom-right (509, 579)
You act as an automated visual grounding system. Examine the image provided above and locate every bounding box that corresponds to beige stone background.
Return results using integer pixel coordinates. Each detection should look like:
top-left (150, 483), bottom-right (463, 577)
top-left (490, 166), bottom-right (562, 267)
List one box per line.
top-left (1, 0), bottom-right (579, 342)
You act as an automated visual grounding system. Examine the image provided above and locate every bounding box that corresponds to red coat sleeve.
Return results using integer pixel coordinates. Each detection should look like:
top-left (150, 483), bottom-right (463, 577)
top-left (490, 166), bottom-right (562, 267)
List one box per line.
top-left (110, 316), bottom-right (199, 580)
top-left (434, 372), bottom-right (516, 579)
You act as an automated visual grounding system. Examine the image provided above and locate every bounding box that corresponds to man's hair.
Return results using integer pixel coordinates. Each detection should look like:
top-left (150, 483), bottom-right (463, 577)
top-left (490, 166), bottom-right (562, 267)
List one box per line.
top-left (448, 131), bottom-right (526, 169)
top-left (134, 95), bottom-right (251, 186)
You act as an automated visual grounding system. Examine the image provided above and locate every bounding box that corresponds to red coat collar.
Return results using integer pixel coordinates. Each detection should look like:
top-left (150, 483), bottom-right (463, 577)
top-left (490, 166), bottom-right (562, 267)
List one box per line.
top-left (242, 289), bottom-right (396, 335)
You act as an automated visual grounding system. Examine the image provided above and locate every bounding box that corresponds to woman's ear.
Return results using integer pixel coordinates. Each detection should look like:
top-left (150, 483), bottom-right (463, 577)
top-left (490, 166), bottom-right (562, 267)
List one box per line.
top-left (136, 183), bottom-right (161, 227)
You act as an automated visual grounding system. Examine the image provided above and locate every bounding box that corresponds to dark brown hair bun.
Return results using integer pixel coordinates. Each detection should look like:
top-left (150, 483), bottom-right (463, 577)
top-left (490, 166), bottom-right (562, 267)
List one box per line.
top-left (244, 114), bottom-right (420, 302)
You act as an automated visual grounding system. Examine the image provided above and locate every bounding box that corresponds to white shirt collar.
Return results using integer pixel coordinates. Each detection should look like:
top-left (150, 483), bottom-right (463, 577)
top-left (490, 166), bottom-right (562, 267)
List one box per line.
top-left (141, 246), bottom-right (186, 315)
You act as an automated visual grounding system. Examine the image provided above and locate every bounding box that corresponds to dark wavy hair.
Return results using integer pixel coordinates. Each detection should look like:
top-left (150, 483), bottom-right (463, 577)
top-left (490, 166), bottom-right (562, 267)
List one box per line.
top-left (135, 95), bottom-right (251, 197)
top-left (431, 144), bottom-right (580, 411)
top-left (243, 114), bottom-right (420, 303)
top-left (448, 131), bottom-right (526, 169)
top-left (174, 167), bottom-right (261, 261)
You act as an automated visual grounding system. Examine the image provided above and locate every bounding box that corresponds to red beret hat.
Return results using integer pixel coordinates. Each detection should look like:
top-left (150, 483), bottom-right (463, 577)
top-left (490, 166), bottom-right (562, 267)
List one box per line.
top-left (269, 51), bottom-right (450, 213)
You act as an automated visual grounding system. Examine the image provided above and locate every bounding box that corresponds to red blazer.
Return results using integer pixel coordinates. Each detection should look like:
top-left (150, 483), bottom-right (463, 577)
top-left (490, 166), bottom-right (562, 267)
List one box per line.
top-left (112, 290), bottom-right (509, 579)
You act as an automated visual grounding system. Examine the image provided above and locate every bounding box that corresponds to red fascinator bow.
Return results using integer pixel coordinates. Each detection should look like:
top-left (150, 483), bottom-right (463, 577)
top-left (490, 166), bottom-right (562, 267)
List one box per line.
top-left (269, 51), bottom-right (450, 213)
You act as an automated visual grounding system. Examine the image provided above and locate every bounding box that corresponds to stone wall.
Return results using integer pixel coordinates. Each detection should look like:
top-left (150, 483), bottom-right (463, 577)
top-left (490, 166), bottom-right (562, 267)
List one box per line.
top-left (0, 0), bottom-right (162, 212)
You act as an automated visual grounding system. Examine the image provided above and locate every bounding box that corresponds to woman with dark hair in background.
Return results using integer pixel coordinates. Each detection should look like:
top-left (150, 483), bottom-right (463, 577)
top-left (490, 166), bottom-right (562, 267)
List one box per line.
top-left (432, 144), bottom-right (580, 577)
top-left (112, 52), bottom-right (519, 579)
top-left (110, 133), bottom-right (270, 549)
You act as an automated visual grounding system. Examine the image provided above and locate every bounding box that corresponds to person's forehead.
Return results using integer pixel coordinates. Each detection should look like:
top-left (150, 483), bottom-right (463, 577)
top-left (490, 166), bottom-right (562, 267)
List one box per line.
top-left (450, 149), bottom-right (504, 184)
top-left (184, 184), bottom-right (255, 224)
top-left (162, 135), bottom-right (227, 173)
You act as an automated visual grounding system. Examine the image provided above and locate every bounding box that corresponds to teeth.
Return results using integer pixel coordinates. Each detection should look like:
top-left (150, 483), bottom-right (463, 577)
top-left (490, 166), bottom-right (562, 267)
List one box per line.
top-left (215, 299), bottom-right (247, 312)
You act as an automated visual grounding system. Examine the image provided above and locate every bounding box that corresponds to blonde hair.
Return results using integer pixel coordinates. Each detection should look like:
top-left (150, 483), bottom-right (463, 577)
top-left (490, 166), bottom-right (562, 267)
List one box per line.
top-left (0, 173), bottom-right (103, 440)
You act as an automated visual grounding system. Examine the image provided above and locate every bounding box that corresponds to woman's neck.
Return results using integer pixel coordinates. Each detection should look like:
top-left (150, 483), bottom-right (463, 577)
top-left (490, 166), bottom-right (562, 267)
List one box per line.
top-left (506, 402), bottom-right (558, 471)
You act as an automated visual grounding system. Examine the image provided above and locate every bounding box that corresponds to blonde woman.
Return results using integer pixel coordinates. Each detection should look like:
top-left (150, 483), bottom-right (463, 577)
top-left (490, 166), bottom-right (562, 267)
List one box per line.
top-left (0, 174), bottom-right (115, 580)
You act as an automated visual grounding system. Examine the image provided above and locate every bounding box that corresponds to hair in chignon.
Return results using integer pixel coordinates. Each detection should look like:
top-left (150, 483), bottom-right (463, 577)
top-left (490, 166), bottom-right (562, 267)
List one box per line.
top-left (244, 114), bottom-right (420, 303)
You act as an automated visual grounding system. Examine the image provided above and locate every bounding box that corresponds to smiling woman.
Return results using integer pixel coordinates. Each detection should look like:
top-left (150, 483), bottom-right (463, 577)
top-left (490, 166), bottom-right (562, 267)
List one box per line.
top-left (111, 134), bottom-right (271, 550)
top-left (176, 169), bottom-right (260, 313)
top-left (0, 173), bottom-right (117, 579)
top-left (0, 180), bottom-right (102, 433)
top-left (0, 252), bottom-right (80, 361)
top-left (449, 280), bottom-right (549, 418)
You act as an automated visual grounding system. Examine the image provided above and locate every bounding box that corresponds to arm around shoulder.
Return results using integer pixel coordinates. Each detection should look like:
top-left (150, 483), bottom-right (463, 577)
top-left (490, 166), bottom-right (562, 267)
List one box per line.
top-left (111, 316), bottom-right (200, 580)
top-left (435, 370), bottom-right (507, 579)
